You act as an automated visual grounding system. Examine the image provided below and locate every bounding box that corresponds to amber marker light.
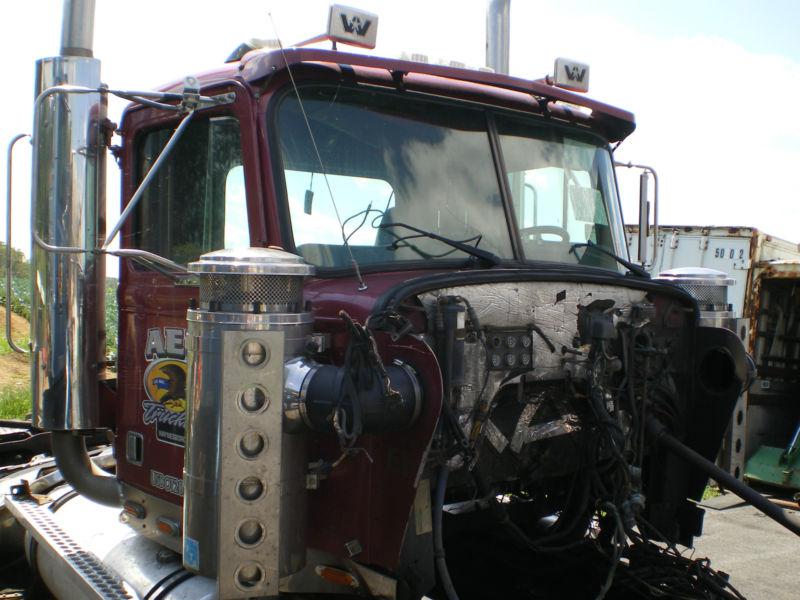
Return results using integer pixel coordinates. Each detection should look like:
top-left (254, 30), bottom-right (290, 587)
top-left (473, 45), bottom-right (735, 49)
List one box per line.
top-left (314, 565), bottom-right (360, 588)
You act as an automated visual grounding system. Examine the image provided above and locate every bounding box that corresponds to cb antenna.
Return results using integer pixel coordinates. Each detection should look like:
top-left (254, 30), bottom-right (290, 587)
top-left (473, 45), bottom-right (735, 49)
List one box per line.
top-left (267, 10), bottom-right (370, 291)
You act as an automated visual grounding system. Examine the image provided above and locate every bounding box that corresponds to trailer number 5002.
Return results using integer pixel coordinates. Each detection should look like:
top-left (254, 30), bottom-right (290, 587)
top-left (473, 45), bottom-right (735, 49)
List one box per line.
top-left (714, 248), bottom-right (745, 260)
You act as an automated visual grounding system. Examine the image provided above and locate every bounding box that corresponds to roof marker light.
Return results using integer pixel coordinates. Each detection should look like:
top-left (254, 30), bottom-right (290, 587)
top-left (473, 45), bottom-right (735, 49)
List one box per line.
top-left (553, 57), bottom-right (590, 93)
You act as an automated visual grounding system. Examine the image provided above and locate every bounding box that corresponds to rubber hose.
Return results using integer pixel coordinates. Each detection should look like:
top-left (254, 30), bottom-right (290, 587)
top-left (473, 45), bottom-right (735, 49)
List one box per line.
top-left (649, 419), bottom-right (800, 538)
top-left (433, 466), bottom-right (460, 600)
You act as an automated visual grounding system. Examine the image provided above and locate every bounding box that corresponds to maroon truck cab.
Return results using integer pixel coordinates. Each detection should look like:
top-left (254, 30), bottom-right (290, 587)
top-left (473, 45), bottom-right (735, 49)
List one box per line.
top-left (105, 48), bottom-right (748, 598)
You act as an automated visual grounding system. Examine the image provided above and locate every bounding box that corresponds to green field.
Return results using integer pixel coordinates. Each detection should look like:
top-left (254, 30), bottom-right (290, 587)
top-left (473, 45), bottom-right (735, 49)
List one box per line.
top-left (0, 260), bottom-right (118, 421)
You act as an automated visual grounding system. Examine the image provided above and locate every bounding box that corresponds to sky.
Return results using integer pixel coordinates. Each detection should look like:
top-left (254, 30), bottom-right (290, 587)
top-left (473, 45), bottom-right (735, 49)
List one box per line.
top-left (1, 0), bottom-right (799, 269)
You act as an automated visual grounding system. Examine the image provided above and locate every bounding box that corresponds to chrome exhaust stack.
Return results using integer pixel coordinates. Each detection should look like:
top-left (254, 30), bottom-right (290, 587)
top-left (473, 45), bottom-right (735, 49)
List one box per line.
top-left (31, 0), bottom-right (118, 505)
top-left (32, 0), bottom-right (105, 430)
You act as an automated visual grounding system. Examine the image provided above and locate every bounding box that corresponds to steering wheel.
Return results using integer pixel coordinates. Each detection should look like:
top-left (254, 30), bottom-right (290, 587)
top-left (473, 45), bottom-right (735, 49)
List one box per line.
top-left (519, 225), bottom-right (570, 243)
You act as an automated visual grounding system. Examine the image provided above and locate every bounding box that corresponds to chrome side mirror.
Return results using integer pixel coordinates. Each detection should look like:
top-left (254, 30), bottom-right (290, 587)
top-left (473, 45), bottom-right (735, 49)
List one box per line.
top-left (616, 161), bottom-right (659, 270)
top-left (638, 171), bottom-right (650, 265)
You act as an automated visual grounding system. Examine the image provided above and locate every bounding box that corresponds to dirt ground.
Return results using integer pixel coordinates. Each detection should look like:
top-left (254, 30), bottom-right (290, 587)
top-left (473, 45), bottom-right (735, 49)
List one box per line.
top-left (0, 306), bottom-right (30, 388)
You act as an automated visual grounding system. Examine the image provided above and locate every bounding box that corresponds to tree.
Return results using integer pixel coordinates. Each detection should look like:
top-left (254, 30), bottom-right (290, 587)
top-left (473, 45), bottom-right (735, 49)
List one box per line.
top-left (0, 242), bottom-right (29, 278)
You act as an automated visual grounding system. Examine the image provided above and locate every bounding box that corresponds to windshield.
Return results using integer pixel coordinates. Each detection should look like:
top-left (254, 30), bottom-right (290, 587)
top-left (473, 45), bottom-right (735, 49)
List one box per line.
top-left (496, 115), bottom-right (623, 270)
top-left (273, 85), bottom-right (624, 271)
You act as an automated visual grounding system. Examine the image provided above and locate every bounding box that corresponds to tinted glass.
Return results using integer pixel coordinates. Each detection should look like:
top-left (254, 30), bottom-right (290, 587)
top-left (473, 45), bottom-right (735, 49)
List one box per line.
top-left (496, 115), bottom-right (620, 270)
top-left (132, 116), bottom-right (246, 265)
top-left (275, 86), bottom-right (513, 268)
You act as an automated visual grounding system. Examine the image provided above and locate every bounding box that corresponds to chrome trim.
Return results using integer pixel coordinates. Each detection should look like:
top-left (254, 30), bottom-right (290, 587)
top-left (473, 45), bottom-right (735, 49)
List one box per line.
top-left (31, 83), bottom-right (104, 255)
top-left (5, 133), bottom-right (29, 354)
top-left (124, 431), bottom-right (143, 466)
top-left (189, 247), bottom-right (315, 276)
top-left (657, 266), bottom-right (735, 287)
top-left (283, 357), bottom-right (321, 433)
top-left (9, 485), bottom-right (217, 599)
top-left (106, 248), bottom-right (188, 274)
top-left (187, 310), bottom-right (314, 326)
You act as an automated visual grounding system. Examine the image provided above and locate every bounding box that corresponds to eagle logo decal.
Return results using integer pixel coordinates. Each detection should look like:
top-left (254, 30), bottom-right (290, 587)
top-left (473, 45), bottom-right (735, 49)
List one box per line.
top-left (142, 358), bottom-right (188, 446)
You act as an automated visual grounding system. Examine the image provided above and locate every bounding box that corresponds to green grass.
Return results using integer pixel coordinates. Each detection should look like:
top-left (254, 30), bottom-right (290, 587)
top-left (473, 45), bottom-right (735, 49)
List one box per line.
top-left (702, 484), bottom-right (723, 501)
top-left (0, 386), bottom-right (31, 420)
top-left (0, 332), bottom-right (30, 356)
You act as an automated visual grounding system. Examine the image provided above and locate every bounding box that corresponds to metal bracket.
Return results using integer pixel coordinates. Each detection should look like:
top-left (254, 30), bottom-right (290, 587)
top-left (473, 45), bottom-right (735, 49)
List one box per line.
top-left (5, 132), bottom-right (30, 354)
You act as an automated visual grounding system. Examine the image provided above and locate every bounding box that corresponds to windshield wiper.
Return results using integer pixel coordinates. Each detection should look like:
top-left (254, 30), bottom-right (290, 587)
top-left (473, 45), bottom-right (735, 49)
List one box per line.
top-left (569, 241), bottom-right (650, 278)
top-left (378, 222), bottom-right (502, 267)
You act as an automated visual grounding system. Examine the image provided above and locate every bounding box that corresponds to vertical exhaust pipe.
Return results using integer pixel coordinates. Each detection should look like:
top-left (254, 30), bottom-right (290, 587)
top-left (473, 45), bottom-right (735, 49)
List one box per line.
top-left (31, 0), bottom-right (119, 506)
top-left (486, 0), bottom-right (510, 75)
top-left (60, 0), bottom-right (95, 57)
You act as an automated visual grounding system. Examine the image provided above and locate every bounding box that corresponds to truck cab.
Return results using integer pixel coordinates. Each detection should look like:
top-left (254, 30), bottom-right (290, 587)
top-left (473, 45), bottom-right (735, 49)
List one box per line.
top-left (5, 9), bottom-right (752, 599)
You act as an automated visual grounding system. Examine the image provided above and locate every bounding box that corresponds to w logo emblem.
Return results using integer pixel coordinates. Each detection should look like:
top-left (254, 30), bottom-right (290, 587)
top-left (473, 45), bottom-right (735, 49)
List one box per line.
top-left (329, 5), bottom-right (378, 49)
top-left (553, 58), bottom-right (590, 92)
top-left (340, 14), bottom-right (372, 37)
top-left (564, 65), bottom-right (587, 83)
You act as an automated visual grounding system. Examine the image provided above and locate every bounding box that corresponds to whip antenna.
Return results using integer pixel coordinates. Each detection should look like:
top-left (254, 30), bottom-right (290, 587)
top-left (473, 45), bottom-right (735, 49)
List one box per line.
top-left (267, 12), bottom-right (368, 291)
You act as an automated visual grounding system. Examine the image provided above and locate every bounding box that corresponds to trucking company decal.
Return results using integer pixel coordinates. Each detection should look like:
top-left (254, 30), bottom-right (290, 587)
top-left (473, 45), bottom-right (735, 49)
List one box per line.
top-left (142, 328), bottom-right (187, 447)
top-left (150, 469), bottom-right (184, 497)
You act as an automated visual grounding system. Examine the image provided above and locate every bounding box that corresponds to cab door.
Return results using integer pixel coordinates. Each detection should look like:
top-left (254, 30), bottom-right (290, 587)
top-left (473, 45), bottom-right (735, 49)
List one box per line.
top-left (115, 81), bottom-right (263, 506)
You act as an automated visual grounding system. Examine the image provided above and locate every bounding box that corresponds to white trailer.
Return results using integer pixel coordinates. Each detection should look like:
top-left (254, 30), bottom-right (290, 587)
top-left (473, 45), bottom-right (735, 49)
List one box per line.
top-left (626, 225), bottom-right (800, 318)
top-left (627, 224), bottom-right (800, 485)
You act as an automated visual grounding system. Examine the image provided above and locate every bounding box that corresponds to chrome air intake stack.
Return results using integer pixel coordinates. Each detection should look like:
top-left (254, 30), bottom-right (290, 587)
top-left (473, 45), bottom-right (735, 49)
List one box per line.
top-left (657, 267), bottom-right (735, 330)
top-left (183, 248), bottom-right (314, 598)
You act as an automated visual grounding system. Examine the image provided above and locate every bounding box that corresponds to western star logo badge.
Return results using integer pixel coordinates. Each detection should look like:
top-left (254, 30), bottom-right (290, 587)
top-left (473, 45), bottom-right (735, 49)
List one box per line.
top-left (340, 13), bottom-right (372, 36)
top-left (142, 328), bottom-right (187, 447)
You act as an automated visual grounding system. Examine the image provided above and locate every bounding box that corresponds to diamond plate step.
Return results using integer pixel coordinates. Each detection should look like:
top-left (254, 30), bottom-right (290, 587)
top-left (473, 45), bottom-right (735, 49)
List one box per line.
top-left (5, 492), bottom-right (133, 600)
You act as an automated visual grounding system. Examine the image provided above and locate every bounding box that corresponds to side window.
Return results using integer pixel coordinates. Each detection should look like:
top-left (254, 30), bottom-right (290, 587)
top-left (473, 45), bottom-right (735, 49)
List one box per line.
top-left (224, 166), bottom-right (248, 247)
top-left (131, 116), bottom-right (247, 265)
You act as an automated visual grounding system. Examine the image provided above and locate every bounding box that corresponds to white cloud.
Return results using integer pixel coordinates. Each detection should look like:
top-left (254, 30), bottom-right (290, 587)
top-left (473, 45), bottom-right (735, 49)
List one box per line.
top-left (504, 7), bottom-right (800, 240)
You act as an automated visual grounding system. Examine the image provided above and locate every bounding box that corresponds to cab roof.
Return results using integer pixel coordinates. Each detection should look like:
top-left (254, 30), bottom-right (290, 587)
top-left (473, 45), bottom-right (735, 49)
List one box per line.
top-left (162, 47), bottom-right (636, 142)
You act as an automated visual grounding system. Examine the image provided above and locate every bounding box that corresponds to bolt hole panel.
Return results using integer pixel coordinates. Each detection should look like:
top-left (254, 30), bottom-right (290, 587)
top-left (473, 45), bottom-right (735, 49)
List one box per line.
top-left (237, 476), bottom-right (266, 502)
top-left (237, 431), bottom-right (267, 459)
top-left (239, 386), bottom-right (269, 414)
top-left (235, 562), bottom-right (265, 590)
top-left (235, 519), bottom-right (265, 548)
top-left (241, 340), bottom-right (269, 367)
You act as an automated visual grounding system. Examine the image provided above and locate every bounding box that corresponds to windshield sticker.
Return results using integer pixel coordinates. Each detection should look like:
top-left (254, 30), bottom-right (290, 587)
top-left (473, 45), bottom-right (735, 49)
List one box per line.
top-left (142, 328), bottom-right (187, 447)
